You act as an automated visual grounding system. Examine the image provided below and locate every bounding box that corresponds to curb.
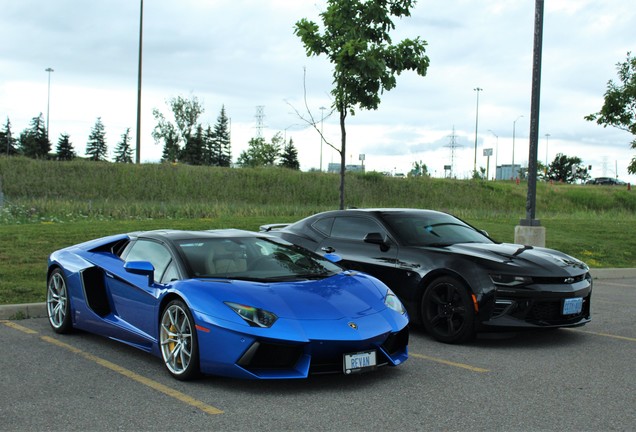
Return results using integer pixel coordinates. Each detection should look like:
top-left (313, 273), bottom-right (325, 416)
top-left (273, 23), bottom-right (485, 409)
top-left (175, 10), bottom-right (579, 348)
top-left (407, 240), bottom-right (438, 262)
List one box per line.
top-left (1, 268), bottom-right (635, 320)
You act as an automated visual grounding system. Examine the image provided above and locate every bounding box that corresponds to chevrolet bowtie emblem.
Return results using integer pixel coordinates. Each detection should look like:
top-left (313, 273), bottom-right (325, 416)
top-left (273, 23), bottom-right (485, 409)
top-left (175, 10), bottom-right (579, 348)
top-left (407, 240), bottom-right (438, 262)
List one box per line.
top-left (348, 322), bottom-right (358, 330)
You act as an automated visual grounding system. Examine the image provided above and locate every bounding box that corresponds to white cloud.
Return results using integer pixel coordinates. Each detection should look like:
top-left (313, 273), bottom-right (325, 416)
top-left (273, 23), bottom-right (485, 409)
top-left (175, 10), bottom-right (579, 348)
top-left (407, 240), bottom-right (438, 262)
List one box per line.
top-left (0, 0), bottom-right (634, 182)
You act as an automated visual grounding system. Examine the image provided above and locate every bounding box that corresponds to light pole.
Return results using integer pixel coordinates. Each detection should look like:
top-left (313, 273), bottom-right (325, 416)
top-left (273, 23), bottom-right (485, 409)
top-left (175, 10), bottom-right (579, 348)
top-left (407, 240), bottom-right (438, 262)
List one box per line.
top-left (135, 0), bottom-right (143, 164)
top-left (319, 106), bottom-right (326, 171)
top-left (544, 133), bottom-right (550, 168)
top-left (473, 87), bottom-right (483, 175)
top-left (45, 67), bottom-right (54, 142)
top-left (488, 129), bottom-right (498, 179)
top-left (512, 115), bottom-right (523, 179)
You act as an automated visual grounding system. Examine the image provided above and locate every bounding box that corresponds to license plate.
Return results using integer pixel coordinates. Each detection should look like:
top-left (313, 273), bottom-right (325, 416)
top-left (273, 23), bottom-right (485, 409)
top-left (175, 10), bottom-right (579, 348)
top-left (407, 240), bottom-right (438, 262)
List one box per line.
top-left (343, 350), bottom-right (377, 374)
top-left (563, 297), bottom-right (583, 315)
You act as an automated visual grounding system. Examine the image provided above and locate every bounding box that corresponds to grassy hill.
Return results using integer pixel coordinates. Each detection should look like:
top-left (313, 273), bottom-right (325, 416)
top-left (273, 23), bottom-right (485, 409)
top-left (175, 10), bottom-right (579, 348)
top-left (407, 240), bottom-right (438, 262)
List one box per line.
top-left (0, 156), bottom-right (635, 305)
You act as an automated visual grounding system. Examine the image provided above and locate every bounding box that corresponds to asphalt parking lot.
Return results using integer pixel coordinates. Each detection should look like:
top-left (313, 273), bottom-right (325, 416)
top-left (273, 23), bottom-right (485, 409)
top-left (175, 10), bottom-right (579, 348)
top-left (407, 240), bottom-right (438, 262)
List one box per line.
top-left (1, 275), bottom-right (635, 432)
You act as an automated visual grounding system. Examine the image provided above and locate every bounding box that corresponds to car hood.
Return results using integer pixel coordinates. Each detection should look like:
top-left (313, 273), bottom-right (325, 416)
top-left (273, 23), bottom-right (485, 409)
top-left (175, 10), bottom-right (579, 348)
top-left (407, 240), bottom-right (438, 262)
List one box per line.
top-left (435, 242), bottom-right (589, 276)
top-left (193, 272), bottom-right (391, 321)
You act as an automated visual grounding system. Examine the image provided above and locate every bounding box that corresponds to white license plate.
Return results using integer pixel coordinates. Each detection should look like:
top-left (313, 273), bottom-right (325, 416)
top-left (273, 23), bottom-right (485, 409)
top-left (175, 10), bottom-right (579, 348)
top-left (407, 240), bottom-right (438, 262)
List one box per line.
top-left (563, 297), bottom-right (583, 315)
top-left (343, 350), bottom-right (377, 374)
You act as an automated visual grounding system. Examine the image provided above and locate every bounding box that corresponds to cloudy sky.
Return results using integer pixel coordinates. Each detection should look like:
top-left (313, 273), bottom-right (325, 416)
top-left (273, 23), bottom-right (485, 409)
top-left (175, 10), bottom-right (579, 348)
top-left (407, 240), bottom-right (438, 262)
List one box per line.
top-left (1, 0), bottom-right (634, 181)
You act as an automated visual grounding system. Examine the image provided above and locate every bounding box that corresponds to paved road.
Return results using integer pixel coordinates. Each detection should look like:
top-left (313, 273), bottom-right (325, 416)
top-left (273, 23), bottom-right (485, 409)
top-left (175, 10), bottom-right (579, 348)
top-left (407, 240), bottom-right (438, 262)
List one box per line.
top-left (1, 276), bottom-right (635, 432)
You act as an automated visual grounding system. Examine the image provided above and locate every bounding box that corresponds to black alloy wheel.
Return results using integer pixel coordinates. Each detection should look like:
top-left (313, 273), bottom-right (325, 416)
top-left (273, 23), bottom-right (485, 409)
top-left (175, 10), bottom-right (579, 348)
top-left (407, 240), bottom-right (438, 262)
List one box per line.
top-left (421, 276), bottom-right (475, 344)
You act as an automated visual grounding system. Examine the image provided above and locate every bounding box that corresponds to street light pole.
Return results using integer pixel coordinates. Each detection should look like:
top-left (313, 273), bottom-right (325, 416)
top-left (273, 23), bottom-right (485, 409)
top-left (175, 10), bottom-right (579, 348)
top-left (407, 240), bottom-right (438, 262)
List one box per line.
top-left (135, 0), bottom-right (143, 164)
top-left (45, 67), bottom-right (54, 142)
top-left (473, 87), bottom-right (482, 176)
top-left (544, 133), bottom-right (550, 168)
top-left (512, 115), bottom-right (523, 179)
top-left (319, 106), bottom-right (326, 171)
top-left (488, 129), bottom-right (498, 179)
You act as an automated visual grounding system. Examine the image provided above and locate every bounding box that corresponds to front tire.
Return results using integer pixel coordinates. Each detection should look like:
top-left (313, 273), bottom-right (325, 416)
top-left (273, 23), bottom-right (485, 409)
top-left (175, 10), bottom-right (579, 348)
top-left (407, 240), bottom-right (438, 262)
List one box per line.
top-left (160, 300), bottom-right (200, 380)
top-left (47, 268), bottom-right (73, 334)
top-left (421, 276), bottom-right (475, 343)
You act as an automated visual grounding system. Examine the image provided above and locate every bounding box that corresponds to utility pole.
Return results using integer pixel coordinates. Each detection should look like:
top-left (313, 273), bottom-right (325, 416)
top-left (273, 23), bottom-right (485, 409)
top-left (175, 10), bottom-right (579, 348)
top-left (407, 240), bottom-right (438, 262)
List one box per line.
top-left (473, 87), bottom-right (482, 176)
top-left (135, 0), bottom-right (143, 164)
top-left (45, 67), bottom-right (54, 142)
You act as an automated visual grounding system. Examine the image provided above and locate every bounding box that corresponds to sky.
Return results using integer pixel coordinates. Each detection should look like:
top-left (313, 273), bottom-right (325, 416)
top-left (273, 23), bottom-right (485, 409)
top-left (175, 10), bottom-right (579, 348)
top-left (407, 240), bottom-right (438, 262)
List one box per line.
top-left (1, 0), bottom-right (635, 182)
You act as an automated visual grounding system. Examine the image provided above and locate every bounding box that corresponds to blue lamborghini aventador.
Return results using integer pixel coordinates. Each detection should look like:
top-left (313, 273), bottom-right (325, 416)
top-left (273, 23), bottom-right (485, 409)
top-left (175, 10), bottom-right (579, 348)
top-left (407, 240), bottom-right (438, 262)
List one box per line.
top-left (46, 229), bottom-right (409, 380)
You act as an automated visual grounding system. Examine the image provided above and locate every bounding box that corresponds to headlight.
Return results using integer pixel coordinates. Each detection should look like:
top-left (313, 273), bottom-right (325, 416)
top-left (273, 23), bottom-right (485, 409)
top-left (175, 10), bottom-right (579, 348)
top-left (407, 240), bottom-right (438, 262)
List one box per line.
top-left (490, 274), bottom-right (533, 287)
top-left (384, 289), bottom-right (406, 314)
top-left (225, 302), bottom-right (278, 328)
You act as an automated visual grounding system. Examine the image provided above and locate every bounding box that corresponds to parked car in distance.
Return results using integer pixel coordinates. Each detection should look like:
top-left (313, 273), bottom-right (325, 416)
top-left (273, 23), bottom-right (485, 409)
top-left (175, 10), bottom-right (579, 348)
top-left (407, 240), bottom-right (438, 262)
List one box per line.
top-left (586, 177), bottom-right (626, 185)
top-left (261, 208), bottom-right (592, 344)
top-left (47, 229), bottom-right (409, 379)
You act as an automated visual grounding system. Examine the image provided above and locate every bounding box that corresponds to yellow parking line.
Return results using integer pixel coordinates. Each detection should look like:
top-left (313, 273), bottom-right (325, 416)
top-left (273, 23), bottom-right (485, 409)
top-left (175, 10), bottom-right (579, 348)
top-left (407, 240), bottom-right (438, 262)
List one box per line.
top-left (566, 328), bottom-right (636, 342)
top-left (410, 353), bottom-right (489, 373)
top-left (0, 320), bottom-right (39, 334)
top-left (1, 320), bottom-right (223, 415)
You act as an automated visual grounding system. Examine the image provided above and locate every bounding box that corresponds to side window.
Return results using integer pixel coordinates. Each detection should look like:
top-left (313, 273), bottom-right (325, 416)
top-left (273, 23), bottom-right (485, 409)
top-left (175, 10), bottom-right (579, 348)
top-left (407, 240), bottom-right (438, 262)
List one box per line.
top-left (312, 217), bottom-right (334, 236)
top-left (125, 239), bottom-right (173, 283)
top-left (331, 217), bottom-right (385, 240)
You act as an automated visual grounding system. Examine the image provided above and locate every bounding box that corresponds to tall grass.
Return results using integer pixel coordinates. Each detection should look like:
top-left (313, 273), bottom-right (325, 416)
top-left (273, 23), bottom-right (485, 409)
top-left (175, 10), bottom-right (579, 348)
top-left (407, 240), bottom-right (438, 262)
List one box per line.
top-left (2, 156), bottom-right (634, 223)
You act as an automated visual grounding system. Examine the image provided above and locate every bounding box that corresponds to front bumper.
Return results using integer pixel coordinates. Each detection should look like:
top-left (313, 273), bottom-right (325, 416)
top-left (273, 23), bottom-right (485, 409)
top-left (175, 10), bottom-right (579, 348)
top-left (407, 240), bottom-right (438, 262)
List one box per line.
top-left (478, 274), bottom-right (592, 330)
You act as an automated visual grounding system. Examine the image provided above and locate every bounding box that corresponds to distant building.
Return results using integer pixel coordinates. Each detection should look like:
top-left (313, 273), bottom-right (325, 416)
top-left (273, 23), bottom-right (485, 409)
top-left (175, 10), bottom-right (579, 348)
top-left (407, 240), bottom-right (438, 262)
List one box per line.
top-left (327, 163), bottom-right (365, 173)
top-left (496, 164), bottom-right (521, 180)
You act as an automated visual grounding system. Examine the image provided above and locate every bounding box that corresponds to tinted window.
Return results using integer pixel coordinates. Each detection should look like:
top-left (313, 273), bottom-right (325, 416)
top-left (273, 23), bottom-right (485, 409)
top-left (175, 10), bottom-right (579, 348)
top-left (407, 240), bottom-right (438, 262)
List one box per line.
top-left (125, 239), bottom-right (173, 283)
top-left (383, 213), bottom-right (492, 246)
top-left (312, 217), bottom-right (334, 235)
top-left (330, 216), bottom-right (385, 240)
top-left (175, 237), bottom-right (342, 281)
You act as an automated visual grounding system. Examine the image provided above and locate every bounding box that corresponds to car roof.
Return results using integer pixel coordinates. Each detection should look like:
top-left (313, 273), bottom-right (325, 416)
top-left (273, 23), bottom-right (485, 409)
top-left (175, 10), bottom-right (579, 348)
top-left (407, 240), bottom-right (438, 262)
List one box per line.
top-left (134, 229), bottom-right (263, 242)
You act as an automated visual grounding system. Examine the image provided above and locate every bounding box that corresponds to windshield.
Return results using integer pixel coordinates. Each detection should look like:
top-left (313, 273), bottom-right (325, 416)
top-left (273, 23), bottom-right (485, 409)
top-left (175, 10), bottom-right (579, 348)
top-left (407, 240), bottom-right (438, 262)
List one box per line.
top-left (176, 237), bottom-right (342, 281)
top-left (382, 213), bottom-right (493, 247)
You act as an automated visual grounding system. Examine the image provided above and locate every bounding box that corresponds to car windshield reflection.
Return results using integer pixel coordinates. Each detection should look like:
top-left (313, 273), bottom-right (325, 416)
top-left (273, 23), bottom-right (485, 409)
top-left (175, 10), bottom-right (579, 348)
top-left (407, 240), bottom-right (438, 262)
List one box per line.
top-left (383, 214), bottom-right (493, 247)
top-left (176, 237), bottom-right (342, 281)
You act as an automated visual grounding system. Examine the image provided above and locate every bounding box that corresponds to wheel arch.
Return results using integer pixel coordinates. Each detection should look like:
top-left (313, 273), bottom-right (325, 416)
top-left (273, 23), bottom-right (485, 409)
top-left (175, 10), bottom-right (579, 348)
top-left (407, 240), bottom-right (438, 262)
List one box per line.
top-left (415, 268), bottom-right (475, 324)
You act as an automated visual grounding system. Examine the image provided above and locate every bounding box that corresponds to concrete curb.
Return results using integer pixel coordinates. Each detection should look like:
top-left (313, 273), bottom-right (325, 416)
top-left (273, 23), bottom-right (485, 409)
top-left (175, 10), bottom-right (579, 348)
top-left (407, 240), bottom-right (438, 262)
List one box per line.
top-left (1, 268), bottom-right (634, 320)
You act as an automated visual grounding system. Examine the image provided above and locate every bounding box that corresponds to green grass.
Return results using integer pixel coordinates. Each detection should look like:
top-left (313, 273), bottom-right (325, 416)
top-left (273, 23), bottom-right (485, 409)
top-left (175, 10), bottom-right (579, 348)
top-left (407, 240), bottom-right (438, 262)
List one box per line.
top-left (1, 156), bottom-right (635, 305)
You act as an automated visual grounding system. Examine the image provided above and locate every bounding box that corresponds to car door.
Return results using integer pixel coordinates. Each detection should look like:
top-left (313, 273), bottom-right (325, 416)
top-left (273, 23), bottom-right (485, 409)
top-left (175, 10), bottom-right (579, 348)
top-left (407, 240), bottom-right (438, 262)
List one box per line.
top-left (316, 215), bottom-right (402, 286)
top-left (105, 239), bottom-right (175, 344)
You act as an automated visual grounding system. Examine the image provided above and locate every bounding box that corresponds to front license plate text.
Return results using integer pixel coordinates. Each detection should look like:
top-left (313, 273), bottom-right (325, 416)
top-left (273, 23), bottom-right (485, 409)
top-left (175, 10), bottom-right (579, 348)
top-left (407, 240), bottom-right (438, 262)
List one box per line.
top-left (563, 297), bottom-right (583, 315)
top-left (344, 350), bottom-right (377, 374)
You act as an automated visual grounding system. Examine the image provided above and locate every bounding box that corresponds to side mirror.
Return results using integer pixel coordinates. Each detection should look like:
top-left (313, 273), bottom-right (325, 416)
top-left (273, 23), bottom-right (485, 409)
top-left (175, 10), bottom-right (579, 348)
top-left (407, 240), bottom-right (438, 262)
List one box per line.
top-left (323, 253), bottom-right (342, 263)
top-left (364, 232), bottom-right (390, 251)
top-left (124, 261), bottom-right (155, 286)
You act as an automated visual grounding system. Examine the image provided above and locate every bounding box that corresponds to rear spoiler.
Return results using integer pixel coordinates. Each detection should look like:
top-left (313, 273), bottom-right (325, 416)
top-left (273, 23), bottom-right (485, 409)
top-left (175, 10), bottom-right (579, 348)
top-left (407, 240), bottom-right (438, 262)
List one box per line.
top-left (259, 223), bottom-right (290, 232)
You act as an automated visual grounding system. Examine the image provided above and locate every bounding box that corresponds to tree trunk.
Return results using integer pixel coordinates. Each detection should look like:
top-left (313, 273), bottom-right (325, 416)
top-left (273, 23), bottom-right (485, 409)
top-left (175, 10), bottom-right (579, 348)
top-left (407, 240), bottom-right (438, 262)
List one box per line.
top-left (339, 109), bottom-right (347, 210)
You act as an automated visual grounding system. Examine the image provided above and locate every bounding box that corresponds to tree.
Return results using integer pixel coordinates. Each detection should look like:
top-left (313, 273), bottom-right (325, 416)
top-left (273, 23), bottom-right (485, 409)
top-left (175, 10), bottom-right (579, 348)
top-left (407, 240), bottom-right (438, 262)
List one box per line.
top-left (585, 52), bottom-right (636, 174)
top-left (237, 133), bottom-right (283, 168)
top-left (114, 128), bottom-right (133, 163)
top-left (295, 0), bottom-right (429, 209)
top-left (85, 117), bottom-right (108, 161)
top-left (546, 153), bottom-right (590, 184)
top-left (1, 117), bottom-right (18, 156)
top-left (152, 95), bottom-right (205, 164)
top-left (18, 113), bottom-right (50, 158)
top-left (279, 137), bottom-right (301, 170)
top-left (210, 106), bottom-right (232, 167)
top-left (408, 160), bottom-right (428, 177)
top-left (56, 133), bottom-right (75, 161)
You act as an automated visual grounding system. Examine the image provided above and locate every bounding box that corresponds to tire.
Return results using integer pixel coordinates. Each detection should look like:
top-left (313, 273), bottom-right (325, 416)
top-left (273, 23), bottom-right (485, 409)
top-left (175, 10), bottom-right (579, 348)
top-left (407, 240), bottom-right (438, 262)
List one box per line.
top-left (159, 300), bottom-right (200, 380)
top-left (421, 276), bottom-right (475, 344)
top-left (46, 268), bottom-right (73, 334)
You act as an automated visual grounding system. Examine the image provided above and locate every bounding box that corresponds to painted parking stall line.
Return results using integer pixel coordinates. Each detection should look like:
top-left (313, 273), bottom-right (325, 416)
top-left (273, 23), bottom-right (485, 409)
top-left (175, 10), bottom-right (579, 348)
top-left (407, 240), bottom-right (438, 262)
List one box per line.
top-left (1, 320), bottom-right (224, 415)
top-left (410, 352), bottom-right (490, 373)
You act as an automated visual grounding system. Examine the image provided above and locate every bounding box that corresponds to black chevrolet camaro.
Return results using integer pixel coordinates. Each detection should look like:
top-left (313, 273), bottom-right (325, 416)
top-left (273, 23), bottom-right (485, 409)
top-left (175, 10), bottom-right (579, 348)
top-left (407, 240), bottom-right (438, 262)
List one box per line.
top-left (261, 208), bottom-right (592, 343)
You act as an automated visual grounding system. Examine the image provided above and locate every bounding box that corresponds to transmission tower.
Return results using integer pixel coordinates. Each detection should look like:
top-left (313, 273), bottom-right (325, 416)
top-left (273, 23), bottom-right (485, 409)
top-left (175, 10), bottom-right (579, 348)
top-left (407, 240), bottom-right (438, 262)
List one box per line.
top-left (255, 105), bottom-right (265, 138)
top-left (444, 126), bottom-right (463, 178)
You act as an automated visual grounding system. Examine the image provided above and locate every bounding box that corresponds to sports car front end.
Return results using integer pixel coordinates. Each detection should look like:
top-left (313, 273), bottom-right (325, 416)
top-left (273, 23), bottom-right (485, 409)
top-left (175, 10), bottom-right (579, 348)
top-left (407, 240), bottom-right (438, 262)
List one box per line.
top-left (183, 273), bottom-right (409, 379)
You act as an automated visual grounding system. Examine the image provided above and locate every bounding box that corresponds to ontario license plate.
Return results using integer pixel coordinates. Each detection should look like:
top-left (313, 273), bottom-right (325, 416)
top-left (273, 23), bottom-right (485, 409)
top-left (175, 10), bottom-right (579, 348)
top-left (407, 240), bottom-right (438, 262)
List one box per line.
top-left (343, 350), bottom-right (377, 374)
top-left (563, 297), bottom-right (583, 315)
